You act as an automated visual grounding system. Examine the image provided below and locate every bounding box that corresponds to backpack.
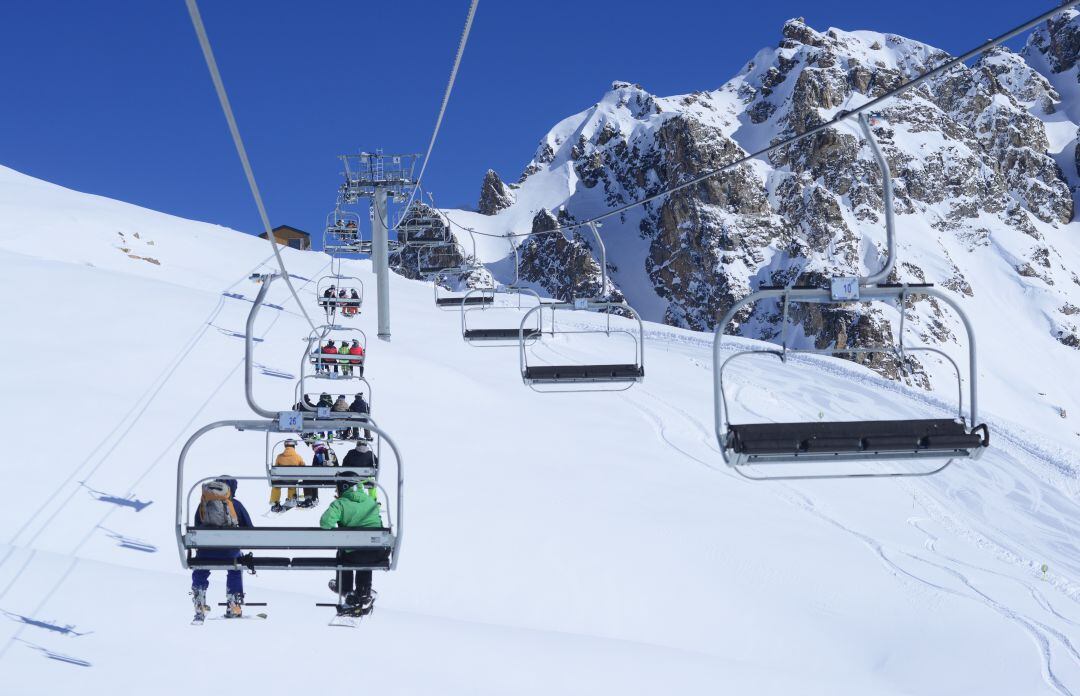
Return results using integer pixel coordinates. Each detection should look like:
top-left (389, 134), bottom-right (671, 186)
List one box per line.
top-left (198, 480), bottom-right (239, 528)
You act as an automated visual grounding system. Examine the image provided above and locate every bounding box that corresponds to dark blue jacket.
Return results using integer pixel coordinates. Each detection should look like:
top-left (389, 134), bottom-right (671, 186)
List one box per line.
top-left (349, 396), bottom-right (369, 414)
top-left (342, 449), bottom-right (377, 469)
top-left (193, 478), bottom-right (252, 560)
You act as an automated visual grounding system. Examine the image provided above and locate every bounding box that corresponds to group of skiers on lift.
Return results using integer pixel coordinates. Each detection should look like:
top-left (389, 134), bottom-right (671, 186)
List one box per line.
top-left (298, 391), bottom-right (371, 440)
top-left (269, 429), bottom-right (377, 512)
top-left (320, 285), bottom-right (361, 318)
top-left (189, 290), bottom-right (383, 621)
top-left (191, 459), bottom-right (381, 620)
top-left (313, 338), bottom-right (365, 376)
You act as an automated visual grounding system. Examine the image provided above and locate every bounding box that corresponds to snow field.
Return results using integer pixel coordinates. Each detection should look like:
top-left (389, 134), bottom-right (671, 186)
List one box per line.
top-left (0, 165), bottom-right (1077, 693)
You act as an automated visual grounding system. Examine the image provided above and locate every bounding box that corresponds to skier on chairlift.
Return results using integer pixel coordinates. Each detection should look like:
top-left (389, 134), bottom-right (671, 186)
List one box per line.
top-left (346, 391), bottom-right (370, 440)
top-left (342, 288), bottom-right (361, 317)
top-left (321, 285), bottom-right (336, 319)
top-left (342, 438), bottom-right (377, 470)
top-left (270, 439), bottom-right (304, 513)
top-left (319, 340), bottom-right (339, 375)
top-left (191, 478), bottom-right (252, 620)
top-left (322, 472), bottom-right (382, 617)
top-left (332, 394), bottom-right (351, 438)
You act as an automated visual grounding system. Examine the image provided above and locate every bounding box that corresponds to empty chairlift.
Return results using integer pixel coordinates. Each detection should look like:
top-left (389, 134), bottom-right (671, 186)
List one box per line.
top-left (461, 238), bottom-right (545, 345)
top-left (712, 115), bottom-right (989, 480)
top-left (435, 281), bottom-right (495, 309)
top-left (461, 287), bottom-right (544, 345)
top-left (518, 223), bottom-right (645, 391)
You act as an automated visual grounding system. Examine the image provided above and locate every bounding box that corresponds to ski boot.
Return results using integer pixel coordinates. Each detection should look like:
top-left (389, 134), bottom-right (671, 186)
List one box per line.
top-left (271, 503), bottom-right (284, 513)
top-left (225, 592), bottom-right (244, 618)
top-left (337, 593), bottom-right (364, 617)
top-left (283, 498), bottom-right (298, 510)
top-left (357, 589), bottom-right (376, 616)
top-left (191, 587), bottom-right (210, 622)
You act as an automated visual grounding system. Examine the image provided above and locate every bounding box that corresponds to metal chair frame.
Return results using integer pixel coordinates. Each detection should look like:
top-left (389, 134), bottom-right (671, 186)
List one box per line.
top-left (517, 222), bottom-right (646, 392)
top-left (711, 114), bottom-right (988, 480)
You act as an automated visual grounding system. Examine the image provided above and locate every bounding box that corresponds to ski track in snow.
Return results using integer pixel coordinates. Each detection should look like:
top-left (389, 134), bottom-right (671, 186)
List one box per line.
top-left (528, 335), bottom-right (1080, 693)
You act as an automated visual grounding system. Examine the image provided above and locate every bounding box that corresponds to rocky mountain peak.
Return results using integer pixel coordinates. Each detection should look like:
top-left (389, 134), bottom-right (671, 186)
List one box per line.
top-left (477, 169), bottom-right (514, 215)
top-left (449, 13), bottom-right (1080, 387)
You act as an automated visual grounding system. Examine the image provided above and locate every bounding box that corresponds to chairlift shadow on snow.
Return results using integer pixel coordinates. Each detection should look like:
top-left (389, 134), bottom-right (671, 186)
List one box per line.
top-left (211, 325), bottom-right (264, 342)
top-left (80, 483), bottom-right (152, 512)
top-left (220, 291), bottom-right (284, 311)
top-left (16, 639), bottom-right (92, 668)
top-left (98, 526), bottom-right (157, 553)
top-left (3, 611), bottom-right (92, 637)
top-left (255, 363), bottom-right (294, 380)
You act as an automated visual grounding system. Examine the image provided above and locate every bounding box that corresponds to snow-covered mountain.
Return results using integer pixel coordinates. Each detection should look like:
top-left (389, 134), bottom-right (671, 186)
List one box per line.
top-left (1, 155), bottom-right (1080, 693)
top-left (439, 13), bottom-right (1080, 448)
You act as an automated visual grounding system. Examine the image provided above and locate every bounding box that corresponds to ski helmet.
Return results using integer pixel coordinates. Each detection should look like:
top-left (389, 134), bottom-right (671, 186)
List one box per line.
top-left (335, 471), bottom-right (359, 495)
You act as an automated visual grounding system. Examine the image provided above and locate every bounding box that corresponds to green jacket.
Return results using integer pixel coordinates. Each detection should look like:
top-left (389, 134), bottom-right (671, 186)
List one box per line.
top-left (320, 487), bottom-right (382, 529)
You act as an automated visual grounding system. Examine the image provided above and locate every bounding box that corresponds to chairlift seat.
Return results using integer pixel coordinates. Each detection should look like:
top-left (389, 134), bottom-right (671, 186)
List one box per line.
top-left (188, 555), bottom-right (390, 571)
top-left (189, 556), bottom-right (291, 569)
top-left (437, 296), bottom-right (494, 307)
top-left (465, 328), bottom-right (541, 341)
top-left (524, 364), bottom-right (644, 383)
top-left (290, 554), bottom-right (390, 570)
top-left (184, 527), bottom-right (392, 550)
top-left (269, 465), bottom-right (377, 485)
top-left (726, 419), bottom-right (987, 462)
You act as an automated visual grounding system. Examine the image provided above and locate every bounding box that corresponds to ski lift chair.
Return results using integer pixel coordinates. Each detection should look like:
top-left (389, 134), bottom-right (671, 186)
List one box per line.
top-left (266, 435), bottom-right (378, 487)
top-left (316, 275), bottom-right (364, 316)
top-left (305, 325), bottom-right (367, 379)
top-left (323, 210), bottom-right (363, 254)
top-left (415, 236), bottom-right (470, 278)
top-left (519, 298), bottom-right (645, 392)
top-left (292, 378), bottom-right (379, 453)
top-left (518, 222), bottom-right (645, 392)
top-left (435, 281), bottom-right (495, 308)
top-left (712, 114), bottom-right (989, 480)
top-left (398, 212), bottom-right (453, 248)
top-left (176, 418), bottom-right (402, 572)
top-left (714, 284), bottom-right (989, 480)
top-left (462, 287), bottom-right (545, 345)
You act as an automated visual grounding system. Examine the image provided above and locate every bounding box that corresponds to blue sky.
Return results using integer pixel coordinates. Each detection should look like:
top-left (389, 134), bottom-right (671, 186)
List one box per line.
top-left (1, 1), bottom-right (1034, 243)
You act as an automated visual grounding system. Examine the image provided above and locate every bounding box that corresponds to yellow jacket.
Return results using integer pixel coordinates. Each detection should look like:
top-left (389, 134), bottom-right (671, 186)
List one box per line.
top-left (275, 446), bottom-right (305, 467)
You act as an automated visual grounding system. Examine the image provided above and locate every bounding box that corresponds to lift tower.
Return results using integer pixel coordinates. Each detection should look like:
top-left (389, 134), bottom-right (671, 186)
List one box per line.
top-left (339, 151), bottom-right (419, 341)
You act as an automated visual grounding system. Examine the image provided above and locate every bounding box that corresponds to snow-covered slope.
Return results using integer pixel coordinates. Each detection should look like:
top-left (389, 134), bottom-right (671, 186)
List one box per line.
top-left (2, 164), bottom-right (1079, 693)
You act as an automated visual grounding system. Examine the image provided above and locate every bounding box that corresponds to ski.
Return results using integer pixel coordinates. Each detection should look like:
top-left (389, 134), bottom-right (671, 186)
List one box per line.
top-left (206, 613), bottom-right (268, 621)
top-left (328, 614), bottom-right (361, 628)
top-left (191, 614), bottom-right (206, 626)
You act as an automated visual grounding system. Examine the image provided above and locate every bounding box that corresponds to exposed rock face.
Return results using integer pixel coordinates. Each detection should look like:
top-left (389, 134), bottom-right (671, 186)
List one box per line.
top-left (1026, 9), bottom-right (1080, 73)
top-left (518, 209), bottom-right (624, 302)
top-left (477, 170), bottom-right (515, 215)
top-left (464, 14), bottom-right (1080, 383)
